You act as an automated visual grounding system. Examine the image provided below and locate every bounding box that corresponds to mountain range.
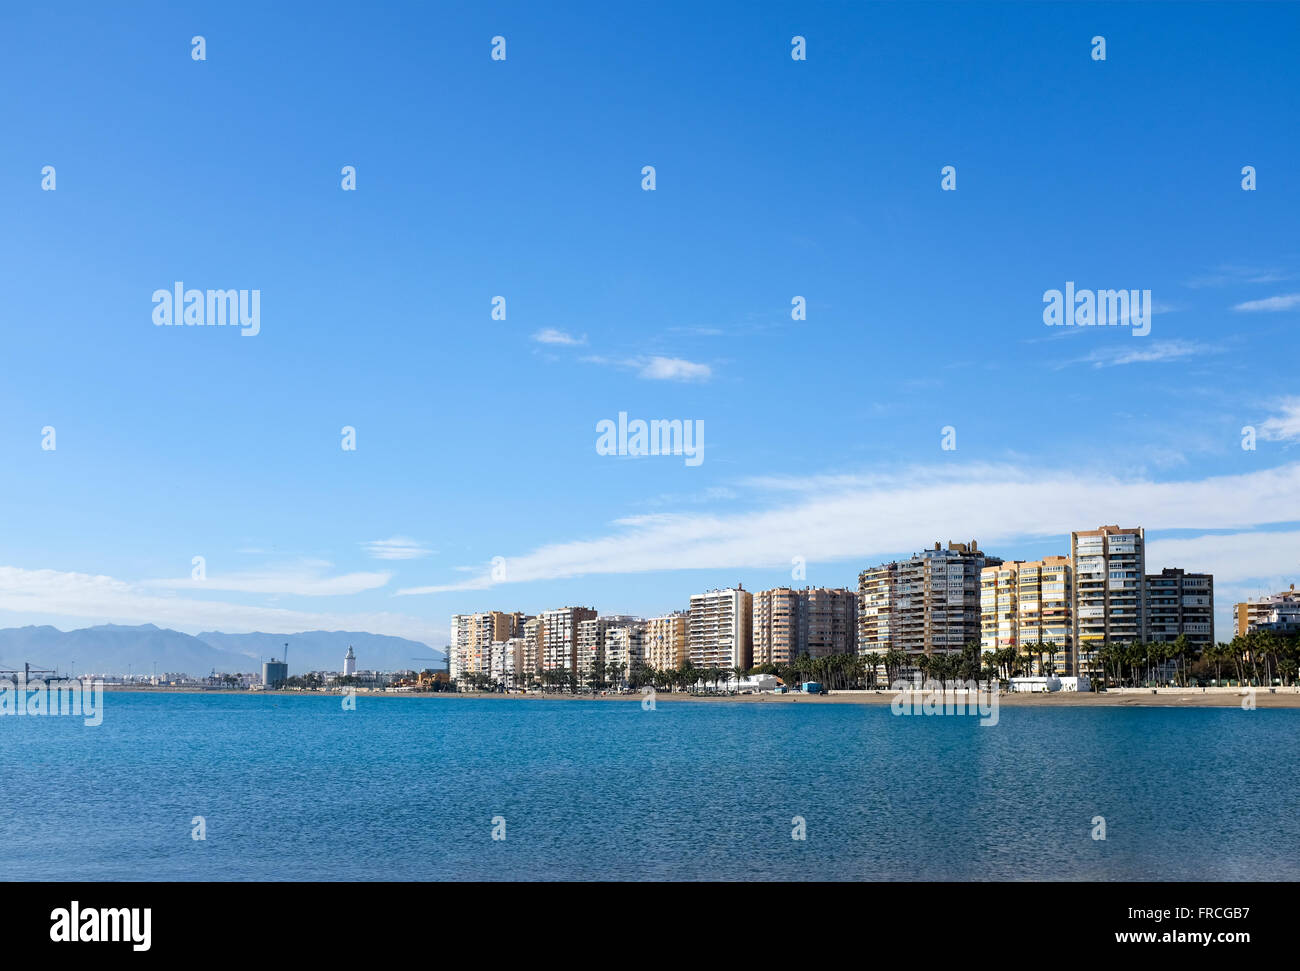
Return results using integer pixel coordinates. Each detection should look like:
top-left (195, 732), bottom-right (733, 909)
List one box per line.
top-left (0, 624), bottom-right (445, 678)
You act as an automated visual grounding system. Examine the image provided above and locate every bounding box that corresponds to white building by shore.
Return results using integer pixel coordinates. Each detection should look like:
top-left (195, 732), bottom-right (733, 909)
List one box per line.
top-left (1009, 675), bottom-right (1091, 693)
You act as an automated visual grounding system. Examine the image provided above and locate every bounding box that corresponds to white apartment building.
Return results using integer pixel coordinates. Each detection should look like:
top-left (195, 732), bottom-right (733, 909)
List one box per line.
top-left (688, 586), bottom-right (753, 670)
top-left (488, 637), bottom-right (527, 688)
top-left (522, 617), bottom-right (541, 682)
top-left (604, 622), bottom-right (647, 686)
top-left (539, 606), bottom-right (598, 674)
top-left (576, 615), bottom-right (639, 688)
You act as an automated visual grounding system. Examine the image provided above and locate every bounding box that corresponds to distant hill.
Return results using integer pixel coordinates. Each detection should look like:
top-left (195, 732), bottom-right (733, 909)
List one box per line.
top-left (0, 624), bottom-right (249, 678)
top-left (197, 630), bottom-right (445, 675)
top-left (0, 624), bottom-right (445, 678)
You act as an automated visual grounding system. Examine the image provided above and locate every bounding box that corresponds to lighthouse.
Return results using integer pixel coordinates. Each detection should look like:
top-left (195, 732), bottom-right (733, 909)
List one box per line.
top-left (343, 645), bottom-right (357, 676)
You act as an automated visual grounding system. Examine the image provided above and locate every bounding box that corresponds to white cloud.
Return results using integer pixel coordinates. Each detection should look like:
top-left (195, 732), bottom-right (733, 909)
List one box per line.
top-left (583, 354), bottom-right (713, 382)
top-left (362, 536), bottom-right (434, 560)
top-left (532, 328), bottom-right (587, 346)
top-left (1258, 398), bottom-right (1300, 443)
top-left (0, 566), bottom-right (443, 645)
top-left (1233, 293), bottom-right (1300, 312)
top-left (638, 356), bottom-right (712, 381)
top-left (396, 461), bottom-right (1300, 594)
top-left (1146, 531), bottom-right (1300, 583)
top-left (142, 559), bottom-right (391, 596)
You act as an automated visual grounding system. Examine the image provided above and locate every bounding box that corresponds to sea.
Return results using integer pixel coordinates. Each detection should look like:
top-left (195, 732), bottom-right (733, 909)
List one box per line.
top-left (4, 691), bottom-right (1297, 881)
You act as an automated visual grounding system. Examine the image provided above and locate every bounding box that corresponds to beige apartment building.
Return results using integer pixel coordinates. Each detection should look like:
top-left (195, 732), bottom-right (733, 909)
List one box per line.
top-left (1072, 525), bottom-right (1145, 674)
top-left (980, 556), bottom-right (1073, 674)
top-left (753, 588), bottom-right (798, 665)
top-left (644, 612), bottom-right (687, 670)
top-left (858, 541), bottom-right (1000, 659)
top-left (688, 586), bottom-right (753, 670)
top-left (1146, 568), bottom-right (1214, 648)
top-left (449, 611), bottom-right (525, 680)
top-left (753, 587), bottom-right (857, 664)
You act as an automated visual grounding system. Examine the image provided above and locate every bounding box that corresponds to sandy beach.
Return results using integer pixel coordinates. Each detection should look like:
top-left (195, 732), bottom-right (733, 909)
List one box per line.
top-left (431, 688), bottom-right (1300, 708)
top-left (100, 685), bottom-right (1300, 708)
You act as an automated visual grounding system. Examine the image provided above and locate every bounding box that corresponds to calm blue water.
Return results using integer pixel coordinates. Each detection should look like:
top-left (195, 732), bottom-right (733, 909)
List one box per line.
top-left (3, 691), bottom-right (1297, 880)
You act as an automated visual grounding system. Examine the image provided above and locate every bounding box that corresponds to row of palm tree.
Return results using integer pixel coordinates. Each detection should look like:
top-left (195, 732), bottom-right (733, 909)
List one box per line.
top-left (451, 629), bottom-right (1300, 693)
top-left (1094, 631), bottom-right (1300, 687)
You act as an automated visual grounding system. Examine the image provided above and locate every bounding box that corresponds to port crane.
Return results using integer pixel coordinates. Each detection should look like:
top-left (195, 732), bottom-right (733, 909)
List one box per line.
top-left (0, 662), bottom-right (70, 683)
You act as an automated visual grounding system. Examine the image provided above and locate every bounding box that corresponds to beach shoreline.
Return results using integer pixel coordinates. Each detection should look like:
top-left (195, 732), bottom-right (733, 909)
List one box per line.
top-left (98, 685), bottom-right (1300, 708)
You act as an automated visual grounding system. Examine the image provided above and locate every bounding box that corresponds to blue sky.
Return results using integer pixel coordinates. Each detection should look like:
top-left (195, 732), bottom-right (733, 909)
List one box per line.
top-left (2, 1), bottom-right (1299, 647)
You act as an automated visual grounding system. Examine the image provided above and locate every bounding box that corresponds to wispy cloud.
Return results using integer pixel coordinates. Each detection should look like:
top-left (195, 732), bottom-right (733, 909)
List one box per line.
top-left (1185, 265), bottom-right (1293, 289)
top-left (362, 537), bottom-right (434, 560)
top-left (395, 461), bottom-right (1300, 594)
top-left (582, 354), bottom-right (713, 382)
top-left (142, 559), bottom-right (391, 596)
top-left (1259, 398), bottom-right (1300, 443)
top-left (1066, 339), bottom-right (1214, 369)
top-left (1233, 293), bottom-right (1300, 313)
top-left (667, 325), bottom-right (726, 337)
top-left (642, 485), bottom-right (739, 507)
top-left (532, 328), bottom-right (587, 346)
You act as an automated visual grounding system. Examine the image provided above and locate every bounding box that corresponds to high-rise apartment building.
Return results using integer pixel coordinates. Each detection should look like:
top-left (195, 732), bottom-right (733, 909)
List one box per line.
top-left (858, 541), bottom-right (1000, 658)
top-left (754, 587), bottom-right (858, 664)
top-left (449, 614), bottom-right (471, 680)
top-left (488, 637), bottom-right (527, 688)
top-left (980, 556), bottom-right (1073, 673)
top-left (688, 586), bottom-right (753, 670)
top-left (538, 606), bottom-right (598, 674)
top-left (753, 588), bottom-right (799, 665)
top-left (1146, 568), bottom-right (1214, 647)
top-left (604, 622), bottom-right (647, 686)
top-left (449, 611), bottom-right (524, 680)
top-left (802, 587), bottom-right (858, 657)
top-left (522, 617), bottom-right (542, 680)
top-left (644, 613), bottom-right (687, 671)
top-left (1071, 525), bottom-right (1145, 673)
top-left (576, 615), bottom-right (639, 687)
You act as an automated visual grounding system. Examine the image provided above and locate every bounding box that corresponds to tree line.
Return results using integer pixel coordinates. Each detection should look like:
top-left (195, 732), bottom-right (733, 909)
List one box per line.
top-left (452, 629), bottom-right (1300, 693)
